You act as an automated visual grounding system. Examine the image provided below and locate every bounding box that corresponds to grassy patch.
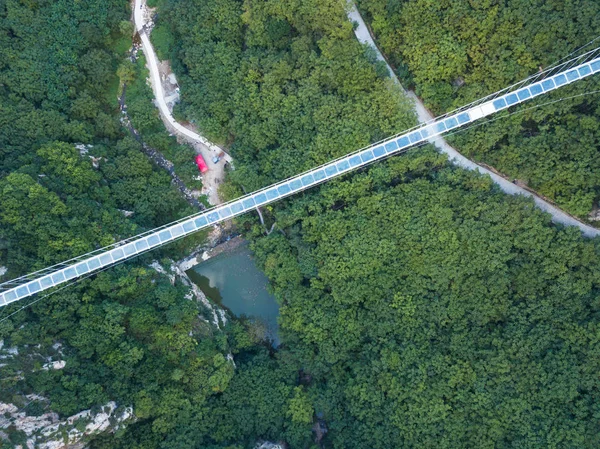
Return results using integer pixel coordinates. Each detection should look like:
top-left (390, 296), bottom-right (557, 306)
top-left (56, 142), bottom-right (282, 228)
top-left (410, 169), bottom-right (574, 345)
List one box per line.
top-left (112, 32), bottom-right (133, 56)
top-left (150, 23), bottom-right (174, 61)
top-left (105, 30), bottom-right (133, 108)
top-left (104, 73), bottom-right (122, 110)
top-left (146, 0), bottom-right (166, 8)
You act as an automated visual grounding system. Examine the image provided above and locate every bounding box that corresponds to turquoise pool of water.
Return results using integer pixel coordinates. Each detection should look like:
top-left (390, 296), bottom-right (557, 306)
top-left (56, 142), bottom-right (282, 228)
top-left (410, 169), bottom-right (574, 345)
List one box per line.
top-left (187, 243), bottom-right (280, 346)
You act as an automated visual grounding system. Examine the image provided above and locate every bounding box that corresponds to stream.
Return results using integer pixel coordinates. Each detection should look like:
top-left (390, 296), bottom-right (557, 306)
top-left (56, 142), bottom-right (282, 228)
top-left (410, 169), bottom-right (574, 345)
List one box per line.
top-left (187, 243), bottom-right (280, 346)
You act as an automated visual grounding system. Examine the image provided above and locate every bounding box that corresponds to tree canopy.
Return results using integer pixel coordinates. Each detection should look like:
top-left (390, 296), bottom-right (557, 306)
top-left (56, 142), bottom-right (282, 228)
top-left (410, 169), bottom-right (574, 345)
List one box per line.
top-left (122, 0), bottom-right (600, 447)
top-left (4, 0), bottom-right (600, 448)
top-left (356, 0), bottom-right (600, 218)
top-left (0, 3), bottom-right (220, 447)
top-left (0, 0), bottom-right (195, 277)
top-left (248, 148), bottom-right (600, 448)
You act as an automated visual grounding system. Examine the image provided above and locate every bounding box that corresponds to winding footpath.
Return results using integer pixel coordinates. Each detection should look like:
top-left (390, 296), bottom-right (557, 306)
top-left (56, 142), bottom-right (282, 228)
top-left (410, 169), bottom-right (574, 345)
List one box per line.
top-left (133, 0), bottom-right (217, 149)
top-left (347, 3), bottom-right (600, 238)
top-left (133, 0), bottom-right (231, 205)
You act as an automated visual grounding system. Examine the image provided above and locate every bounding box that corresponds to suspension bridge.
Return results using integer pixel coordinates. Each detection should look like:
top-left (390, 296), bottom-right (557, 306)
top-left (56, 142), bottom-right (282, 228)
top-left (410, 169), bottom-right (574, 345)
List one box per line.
top-left (1, 52), bottom-right (600, 308)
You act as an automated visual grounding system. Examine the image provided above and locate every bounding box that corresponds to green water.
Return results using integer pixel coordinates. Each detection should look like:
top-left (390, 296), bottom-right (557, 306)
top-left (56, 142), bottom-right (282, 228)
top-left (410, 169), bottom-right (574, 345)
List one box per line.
top-left (187, 243), bottom-right (280, 346)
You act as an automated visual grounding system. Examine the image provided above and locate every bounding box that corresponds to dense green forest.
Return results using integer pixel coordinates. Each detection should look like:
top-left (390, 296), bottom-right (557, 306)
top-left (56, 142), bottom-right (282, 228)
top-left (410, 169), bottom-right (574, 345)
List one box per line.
top-left (249, 149), bottom-right (600, 449)
top-left (0, 0), bottom-right (199, 276)
top-left (3, 0), bottom-right (600, 448)
top-left (356, 0), bottom-right (600, 219)
top-left (0, 1), bottom-right (233, 447)
top-left (106, 0), bottom-right (600, 447)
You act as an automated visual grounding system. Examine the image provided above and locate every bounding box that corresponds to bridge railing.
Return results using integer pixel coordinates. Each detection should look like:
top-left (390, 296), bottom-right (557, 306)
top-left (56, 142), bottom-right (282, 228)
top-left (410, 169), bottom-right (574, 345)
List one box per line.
top-left (1, 55), bottom-right (600, 307)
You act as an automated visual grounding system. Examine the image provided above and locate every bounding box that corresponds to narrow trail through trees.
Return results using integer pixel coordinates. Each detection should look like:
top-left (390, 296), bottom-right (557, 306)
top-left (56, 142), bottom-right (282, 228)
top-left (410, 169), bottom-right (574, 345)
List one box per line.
top-left (133, 0), bottom-right (232, 206)
top-left (347, 2), bottom-right (600, 238)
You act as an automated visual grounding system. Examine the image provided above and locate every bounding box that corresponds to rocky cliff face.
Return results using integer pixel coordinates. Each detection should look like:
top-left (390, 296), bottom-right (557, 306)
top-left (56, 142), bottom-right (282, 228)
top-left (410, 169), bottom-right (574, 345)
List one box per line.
top-left (255, 442), bottom-right (285, 449)
top-left (0, 340), bottom-right (134, 448)
top-left (0, 400), bottom-right (133, 449)
top-left (0, 261), bottom-right (230, 448)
